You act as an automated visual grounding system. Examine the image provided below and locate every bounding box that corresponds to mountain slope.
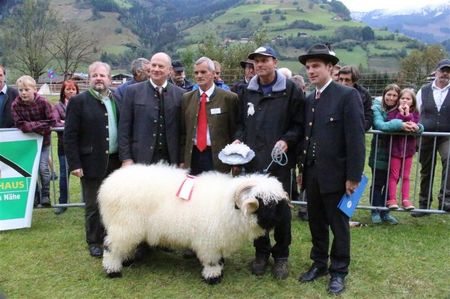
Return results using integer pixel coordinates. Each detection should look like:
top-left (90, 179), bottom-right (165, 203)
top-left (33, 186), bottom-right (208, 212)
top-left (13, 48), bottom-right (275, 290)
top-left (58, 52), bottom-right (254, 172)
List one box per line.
top-left (180, 0), bottom-right (421, 72)
top-left (0, 0), bottom-right (427, 73)
top-left (353, 4), bottom-right (450, 44)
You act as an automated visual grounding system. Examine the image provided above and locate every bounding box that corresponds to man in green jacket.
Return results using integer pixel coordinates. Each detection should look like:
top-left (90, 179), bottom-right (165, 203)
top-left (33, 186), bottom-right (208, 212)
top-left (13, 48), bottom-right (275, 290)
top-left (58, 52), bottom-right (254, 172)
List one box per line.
top-left (179, 56), bottom-right (239, 175)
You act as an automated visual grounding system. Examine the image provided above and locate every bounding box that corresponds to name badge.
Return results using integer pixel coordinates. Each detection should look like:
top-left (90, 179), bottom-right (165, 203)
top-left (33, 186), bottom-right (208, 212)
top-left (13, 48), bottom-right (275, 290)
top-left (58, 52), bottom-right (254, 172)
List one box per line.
top-left (211, 108), bottom-right (221, 115)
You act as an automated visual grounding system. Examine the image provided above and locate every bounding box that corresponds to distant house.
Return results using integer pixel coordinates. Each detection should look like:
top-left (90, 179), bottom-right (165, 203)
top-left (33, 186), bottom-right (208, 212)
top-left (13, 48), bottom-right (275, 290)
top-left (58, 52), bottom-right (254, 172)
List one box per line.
top-left (37, 74), bottom-right (65, 84)
top-left (297, 32), bottom-right (308, 37)
top-left (111, 73), bottom-right (133, 87)
top-left (37, 72), bottom-right (88, 85)
top-left (112, 73), bottom-right (132, 81)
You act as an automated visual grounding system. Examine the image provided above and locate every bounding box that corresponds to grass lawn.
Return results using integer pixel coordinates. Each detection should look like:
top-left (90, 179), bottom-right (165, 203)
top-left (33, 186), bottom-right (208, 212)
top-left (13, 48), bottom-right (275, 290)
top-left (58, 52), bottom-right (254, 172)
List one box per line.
top-left (1, 120), bottom-right (449, 298)
top-left (1, 132), bottom-right (449, 298)
top-left (335, 46), bottom-right (368, 68)
top-left (1, 206), bottom-right (449, 298)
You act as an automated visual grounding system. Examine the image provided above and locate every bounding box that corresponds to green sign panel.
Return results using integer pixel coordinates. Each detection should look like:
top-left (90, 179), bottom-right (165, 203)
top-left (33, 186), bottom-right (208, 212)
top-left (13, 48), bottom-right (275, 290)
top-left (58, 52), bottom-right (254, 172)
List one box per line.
top-left (0, 177), bottom-right (30, 220)
top-left (0, 132), bottom-right (42, 230)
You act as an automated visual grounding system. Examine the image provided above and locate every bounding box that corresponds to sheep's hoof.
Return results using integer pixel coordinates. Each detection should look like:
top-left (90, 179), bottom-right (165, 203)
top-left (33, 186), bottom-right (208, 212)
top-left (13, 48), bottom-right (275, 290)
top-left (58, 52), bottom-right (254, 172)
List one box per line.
top-left (204, 275), bottom-right (222, 285)
top-left (122, 259), bottom-right (135, 267)
top-left (106, 271), bottom-right (122, 278)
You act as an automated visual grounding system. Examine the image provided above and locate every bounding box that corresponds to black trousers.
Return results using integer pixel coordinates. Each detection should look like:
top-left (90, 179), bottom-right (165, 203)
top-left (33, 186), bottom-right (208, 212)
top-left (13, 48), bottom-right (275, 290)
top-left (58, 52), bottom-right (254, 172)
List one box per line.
top-left (81, 154), bottom-right (121, 247)
top-left (190, 146), bottom-right (213, 175)
top-left (419, 136), bottom-right (450, 209)
top-left (370, 167), bottom-right (390, 216)
top-left (253, 167), bottom-right (292, 260)
top-left (305, 164), bottom-right (350, 276)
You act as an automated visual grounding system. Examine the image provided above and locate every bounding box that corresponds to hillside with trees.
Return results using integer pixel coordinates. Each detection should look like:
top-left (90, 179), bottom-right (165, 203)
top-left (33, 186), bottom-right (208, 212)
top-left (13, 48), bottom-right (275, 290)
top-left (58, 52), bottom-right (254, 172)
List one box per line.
top-left (0, 0), bottom-right (446, 90)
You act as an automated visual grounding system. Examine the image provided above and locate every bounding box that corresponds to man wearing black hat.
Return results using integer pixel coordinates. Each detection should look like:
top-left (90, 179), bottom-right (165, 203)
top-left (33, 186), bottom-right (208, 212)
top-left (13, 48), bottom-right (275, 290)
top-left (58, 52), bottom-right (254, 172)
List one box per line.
top-left (297, 44), bottom-right (365, 294)
top-left (231, 59), bottom-right (255, 97)
top-left (412, 58), bottom-right (450, 216)
top-left (234, 46), bottom-right (305, 280)
top-left (169, 60), bottom-right (193, 91)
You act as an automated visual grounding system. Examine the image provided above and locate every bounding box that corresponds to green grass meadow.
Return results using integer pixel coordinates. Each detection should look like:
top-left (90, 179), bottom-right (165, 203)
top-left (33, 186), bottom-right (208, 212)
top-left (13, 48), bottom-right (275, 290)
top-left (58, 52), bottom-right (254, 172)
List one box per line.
top-left (1, 205), bottom-right (449, 298)
top-left (1, 122), bottom-right (450, 298)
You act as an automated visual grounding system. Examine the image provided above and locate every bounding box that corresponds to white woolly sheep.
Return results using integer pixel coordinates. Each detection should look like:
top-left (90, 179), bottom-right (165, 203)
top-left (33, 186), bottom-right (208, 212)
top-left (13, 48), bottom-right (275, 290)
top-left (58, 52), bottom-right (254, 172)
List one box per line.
top-left (98, 163), bottom-right (288, 284)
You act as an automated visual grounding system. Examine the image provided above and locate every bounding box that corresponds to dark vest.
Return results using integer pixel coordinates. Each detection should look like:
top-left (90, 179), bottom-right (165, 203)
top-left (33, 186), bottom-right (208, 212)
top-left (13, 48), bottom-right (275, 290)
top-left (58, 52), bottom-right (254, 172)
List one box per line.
top-left (420, 83), bottom-right (450, 132)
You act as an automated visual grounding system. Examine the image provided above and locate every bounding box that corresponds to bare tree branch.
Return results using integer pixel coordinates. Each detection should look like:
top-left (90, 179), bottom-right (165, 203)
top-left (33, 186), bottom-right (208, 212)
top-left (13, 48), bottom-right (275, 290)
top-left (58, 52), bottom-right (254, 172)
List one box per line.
top-left (47, 22), bottom-right (96, 80)
top-left (1, 0), bottom-right (58, 81)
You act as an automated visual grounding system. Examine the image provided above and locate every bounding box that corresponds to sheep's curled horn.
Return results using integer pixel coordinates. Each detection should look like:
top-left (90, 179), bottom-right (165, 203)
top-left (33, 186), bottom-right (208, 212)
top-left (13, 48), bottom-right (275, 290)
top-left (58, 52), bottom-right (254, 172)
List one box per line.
top-left (233, 182), bottom-right (259, 215)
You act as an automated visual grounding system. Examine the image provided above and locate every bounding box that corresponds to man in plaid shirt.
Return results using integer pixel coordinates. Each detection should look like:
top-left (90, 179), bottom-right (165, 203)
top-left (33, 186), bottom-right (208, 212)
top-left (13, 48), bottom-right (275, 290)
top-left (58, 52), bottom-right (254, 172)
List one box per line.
top-left (12, 75), bottom-right (56, 207)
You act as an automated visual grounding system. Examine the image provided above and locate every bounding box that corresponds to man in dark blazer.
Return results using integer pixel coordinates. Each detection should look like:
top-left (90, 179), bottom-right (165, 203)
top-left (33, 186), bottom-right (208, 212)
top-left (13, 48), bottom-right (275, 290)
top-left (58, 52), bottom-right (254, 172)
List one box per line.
top-left (0, 65), bottom-right (19, 128)
top-left (297, 44), bottom-right (365, 295)
top-left (119, 52), bottom-right (185, 166)
top-left (180, 56), bottom-right (238, 175)
top-left (64, 61), bottom-right (121, 258)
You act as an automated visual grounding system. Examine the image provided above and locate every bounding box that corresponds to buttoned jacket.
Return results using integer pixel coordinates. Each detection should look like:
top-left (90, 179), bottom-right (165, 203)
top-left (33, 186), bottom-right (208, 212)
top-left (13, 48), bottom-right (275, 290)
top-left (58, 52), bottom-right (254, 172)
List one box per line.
top-left (300, 81), bottom-right (365, 193)
top-left (0, 86), bottom-right (19, 128)
top-left (119, 80), bottom-right (184, 164)
top-left (180, 87), bottom-right (239, 173)
top-left (64, 90), bottom-right (120, 178)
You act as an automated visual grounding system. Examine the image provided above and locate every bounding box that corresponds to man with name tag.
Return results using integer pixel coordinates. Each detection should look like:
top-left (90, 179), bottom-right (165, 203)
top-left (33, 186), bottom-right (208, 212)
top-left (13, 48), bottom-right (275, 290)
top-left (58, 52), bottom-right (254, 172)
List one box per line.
top-left (179, 56), bottom-right (239, 175)
top-left (297, 44), bottom-right (365, 294)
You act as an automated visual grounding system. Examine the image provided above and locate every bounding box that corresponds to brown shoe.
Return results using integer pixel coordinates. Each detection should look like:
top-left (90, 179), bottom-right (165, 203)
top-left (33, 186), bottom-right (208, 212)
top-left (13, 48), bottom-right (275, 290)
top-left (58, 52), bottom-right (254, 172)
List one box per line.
top-left (272, 259), bottom-right (289, 280)
top-left (251, 256), bottom-right (268, 276)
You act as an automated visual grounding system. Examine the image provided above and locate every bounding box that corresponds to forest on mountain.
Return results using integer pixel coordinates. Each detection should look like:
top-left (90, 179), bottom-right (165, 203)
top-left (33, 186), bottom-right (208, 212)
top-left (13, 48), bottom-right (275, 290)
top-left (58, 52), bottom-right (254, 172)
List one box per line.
top-left (0, 0), bottom-right (447, 92)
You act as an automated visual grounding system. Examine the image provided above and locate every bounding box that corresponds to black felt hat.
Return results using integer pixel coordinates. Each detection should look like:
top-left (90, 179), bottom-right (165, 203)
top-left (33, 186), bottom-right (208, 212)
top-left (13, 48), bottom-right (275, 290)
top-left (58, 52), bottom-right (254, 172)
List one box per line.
top-left (298, 44), bottom-right (339, 65)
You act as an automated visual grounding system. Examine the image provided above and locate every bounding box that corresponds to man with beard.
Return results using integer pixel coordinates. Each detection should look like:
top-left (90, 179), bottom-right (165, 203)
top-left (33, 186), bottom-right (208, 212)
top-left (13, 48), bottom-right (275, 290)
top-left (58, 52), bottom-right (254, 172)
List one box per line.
top-left (64, 61), bottom-right (121, 258)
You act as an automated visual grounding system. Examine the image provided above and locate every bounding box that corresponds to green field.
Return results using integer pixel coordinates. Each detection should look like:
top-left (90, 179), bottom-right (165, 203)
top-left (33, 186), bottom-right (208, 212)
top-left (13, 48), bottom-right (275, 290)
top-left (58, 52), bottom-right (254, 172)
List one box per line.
top-left (1, 202), bottom-right (449, 298)
top-left (1, 130), bottom-right (449, 298)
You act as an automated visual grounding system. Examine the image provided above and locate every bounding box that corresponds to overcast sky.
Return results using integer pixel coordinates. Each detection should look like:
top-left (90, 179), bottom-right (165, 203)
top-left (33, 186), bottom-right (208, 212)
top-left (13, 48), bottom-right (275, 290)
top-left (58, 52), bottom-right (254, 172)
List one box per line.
top-left (340, 0), bottom-right (449, 12)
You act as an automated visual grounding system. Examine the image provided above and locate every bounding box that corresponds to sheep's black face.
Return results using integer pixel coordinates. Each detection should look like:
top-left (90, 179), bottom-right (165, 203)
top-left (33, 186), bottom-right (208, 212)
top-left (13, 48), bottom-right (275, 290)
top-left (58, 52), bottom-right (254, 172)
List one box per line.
top-left (255, 197), bottom-right (285, 230)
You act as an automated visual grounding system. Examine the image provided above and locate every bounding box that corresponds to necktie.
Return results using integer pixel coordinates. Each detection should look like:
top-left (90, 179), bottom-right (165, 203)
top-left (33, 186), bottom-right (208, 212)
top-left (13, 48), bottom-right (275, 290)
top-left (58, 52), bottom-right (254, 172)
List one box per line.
top-left (157, 86), bottom-right (163, 98)
top-left (315, 90), bottom-right (321, 100)
top-left (196, 93), bottom-right (207, 152)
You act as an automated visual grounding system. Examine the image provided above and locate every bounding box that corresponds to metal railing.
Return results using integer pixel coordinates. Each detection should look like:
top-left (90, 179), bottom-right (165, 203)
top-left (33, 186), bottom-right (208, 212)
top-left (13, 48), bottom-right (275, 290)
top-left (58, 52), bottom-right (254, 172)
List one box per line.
top-left (49, 127), bottom-right (85, 208)
top-left (42, 129), bottom-right (448, 215)
top-left (292, 130), bottom-right (450, 215)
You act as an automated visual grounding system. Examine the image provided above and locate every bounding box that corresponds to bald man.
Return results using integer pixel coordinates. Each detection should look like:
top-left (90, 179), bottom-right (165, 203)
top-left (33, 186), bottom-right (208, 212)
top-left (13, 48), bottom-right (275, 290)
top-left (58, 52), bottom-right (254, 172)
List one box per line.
top-left (119, 52), bottom-right (185, 166)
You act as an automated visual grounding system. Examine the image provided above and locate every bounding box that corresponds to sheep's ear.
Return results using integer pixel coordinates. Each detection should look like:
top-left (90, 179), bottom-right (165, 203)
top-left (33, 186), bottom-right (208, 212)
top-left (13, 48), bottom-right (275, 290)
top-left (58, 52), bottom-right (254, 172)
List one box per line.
top-left (241, 198), bottom-right (259, 216)
top-left (234, 181), bottom-right (256, 209)
top-left (283, 191), bottom-right (294, 208)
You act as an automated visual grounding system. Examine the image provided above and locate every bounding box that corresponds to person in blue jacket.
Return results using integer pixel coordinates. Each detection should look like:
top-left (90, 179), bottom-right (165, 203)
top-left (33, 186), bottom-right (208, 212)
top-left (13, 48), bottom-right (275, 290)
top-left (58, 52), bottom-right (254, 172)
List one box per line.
top-left (369, 84), bottom-right (423, 224)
